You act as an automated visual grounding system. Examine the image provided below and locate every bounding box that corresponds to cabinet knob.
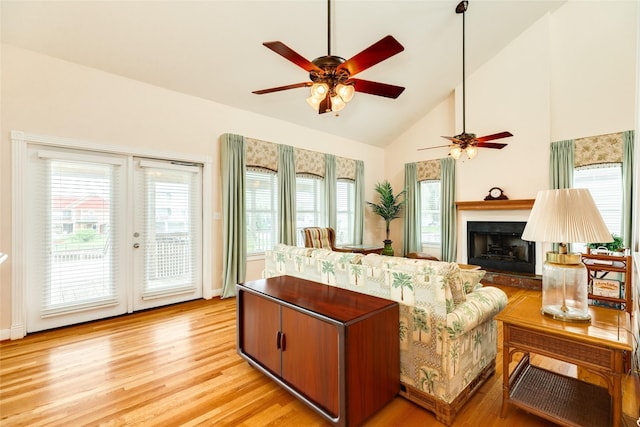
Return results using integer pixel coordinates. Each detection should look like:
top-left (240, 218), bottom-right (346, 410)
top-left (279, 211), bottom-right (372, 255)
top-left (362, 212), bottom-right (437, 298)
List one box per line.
top-left (276, 331), bottom-right (281, 349)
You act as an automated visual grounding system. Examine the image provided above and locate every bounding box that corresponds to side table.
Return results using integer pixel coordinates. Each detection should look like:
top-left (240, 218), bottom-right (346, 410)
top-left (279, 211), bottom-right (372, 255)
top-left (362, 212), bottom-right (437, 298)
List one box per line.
top-left (497, 294), bottom-right (632, 427)
top-left (334, 244), bottom-right (383, 255)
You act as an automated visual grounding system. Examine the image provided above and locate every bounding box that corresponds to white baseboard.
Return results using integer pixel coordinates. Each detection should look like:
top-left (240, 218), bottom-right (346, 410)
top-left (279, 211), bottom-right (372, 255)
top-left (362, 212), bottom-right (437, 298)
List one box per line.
top-left (0, 329), bottom-right (11, 341)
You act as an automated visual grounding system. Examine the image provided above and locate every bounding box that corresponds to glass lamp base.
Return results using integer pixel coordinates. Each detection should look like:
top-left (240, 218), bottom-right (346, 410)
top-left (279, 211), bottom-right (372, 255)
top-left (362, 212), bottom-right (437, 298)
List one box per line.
top-left (541, 305), bottom-right (591, 323)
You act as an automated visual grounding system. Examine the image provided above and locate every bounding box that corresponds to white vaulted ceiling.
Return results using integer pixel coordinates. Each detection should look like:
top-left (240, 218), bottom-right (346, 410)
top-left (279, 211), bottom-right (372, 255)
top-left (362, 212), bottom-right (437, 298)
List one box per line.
top-left (1, 0), bottom-right (564, 147)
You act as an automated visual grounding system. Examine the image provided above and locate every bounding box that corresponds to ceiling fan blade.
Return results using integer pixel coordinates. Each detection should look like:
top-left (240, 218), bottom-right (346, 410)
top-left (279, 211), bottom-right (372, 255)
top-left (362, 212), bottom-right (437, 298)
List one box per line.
top-left (418, 144), bottom-right (451, 151)
top-left (476, 141), bottom-right (508, 149)
top-left (252, 82), bottom-right (312, 95)
top-left (475, 131), bottom-right (513, 142)
top-left (350, 79), bottom-right (405, 99)
top-left (338, 35), bottom-right (404, 77)
top-left (262, 41), bottom-right (321, 72)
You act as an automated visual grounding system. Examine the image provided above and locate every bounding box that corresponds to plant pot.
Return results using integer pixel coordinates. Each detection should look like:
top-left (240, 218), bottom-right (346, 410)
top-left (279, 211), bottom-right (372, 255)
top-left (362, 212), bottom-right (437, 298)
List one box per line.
top-left (381, 240), bottom-right (394, 256)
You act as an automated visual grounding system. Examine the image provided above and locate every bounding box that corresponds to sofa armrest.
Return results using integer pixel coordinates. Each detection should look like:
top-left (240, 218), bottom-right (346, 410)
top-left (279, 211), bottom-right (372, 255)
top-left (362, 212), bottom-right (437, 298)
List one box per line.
top-left (445, 286), bottom-right (508, 340)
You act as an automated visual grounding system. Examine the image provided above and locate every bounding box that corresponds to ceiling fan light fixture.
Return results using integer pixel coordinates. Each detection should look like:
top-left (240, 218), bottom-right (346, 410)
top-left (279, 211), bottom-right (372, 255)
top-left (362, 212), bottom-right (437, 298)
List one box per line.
top-left (306, 95), bottom-right (323, 110)
top-left (450, 146), bottom-right (462, 159)
top-left (466, 145), bottom-right (478, 159)
top-left (336, 83), bottom-right (355, 103)
top-left (330, 94), bottom-right (346, 112)
top-left (310, 82), bottom-right (329, 99)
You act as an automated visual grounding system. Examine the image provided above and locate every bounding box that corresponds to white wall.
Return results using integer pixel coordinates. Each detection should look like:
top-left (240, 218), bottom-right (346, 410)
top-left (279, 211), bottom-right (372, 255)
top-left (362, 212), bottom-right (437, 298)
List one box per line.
top-left (385, 1), bottom-right (638, 260)
top-left (0, 44), bottom-right (386, 333)
top-left (550, 1), bottom-right (637, 141)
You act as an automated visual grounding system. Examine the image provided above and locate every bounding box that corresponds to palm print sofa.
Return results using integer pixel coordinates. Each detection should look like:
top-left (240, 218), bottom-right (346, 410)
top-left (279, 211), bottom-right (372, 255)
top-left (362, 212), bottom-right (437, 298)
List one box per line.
top-left (263, 244), bottom-right (508, 425)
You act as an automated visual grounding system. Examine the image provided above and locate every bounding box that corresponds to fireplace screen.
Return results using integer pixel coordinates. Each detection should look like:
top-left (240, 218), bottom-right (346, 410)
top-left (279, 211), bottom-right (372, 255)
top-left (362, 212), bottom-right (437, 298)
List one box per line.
top-left (467, 221), bottom-right (535, 274)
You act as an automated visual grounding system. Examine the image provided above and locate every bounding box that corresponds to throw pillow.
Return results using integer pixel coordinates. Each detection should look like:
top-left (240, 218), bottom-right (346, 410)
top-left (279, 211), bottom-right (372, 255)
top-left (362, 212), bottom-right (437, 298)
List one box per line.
top-left (447, 264), bottom-right (466, 306)
top-left (460, 269), bottom-right (486, 293)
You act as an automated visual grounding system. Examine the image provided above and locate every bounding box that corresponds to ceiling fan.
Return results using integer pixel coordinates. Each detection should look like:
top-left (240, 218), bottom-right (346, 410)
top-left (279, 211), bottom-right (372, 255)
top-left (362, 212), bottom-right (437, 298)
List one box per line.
top-left (419, 0), bottom-right (513, 159)
top-left (252, 0), bottom-right (405, 114)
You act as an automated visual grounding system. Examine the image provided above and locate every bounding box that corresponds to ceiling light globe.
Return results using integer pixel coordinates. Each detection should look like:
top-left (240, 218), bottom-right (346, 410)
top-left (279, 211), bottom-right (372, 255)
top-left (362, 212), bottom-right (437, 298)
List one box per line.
top-left (336, 83), bottom-right (355, 103)
top-left (310, 83), bottom-right (329, 99)
top-left (466, 146), bottom-right (478, 159)
top-left (306, 96), bottom-right (321, 111)
top-left (450, 146), bottom-right (462, 159)
top-left (330, 95), bottom-right (346, 112)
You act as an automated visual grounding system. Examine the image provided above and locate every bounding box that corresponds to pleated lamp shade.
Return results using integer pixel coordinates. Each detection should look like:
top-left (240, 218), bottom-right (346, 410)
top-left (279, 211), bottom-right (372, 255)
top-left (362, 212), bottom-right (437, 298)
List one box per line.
top-left (521, 188), bottom-right (613, 245)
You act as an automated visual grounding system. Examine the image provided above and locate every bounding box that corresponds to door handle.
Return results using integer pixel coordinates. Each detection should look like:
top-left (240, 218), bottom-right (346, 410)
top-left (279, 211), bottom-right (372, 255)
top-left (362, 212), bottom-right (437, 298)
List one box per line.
top-left (133, 243), bottom-right (140, 249)
top-left (276, 331), bottom-right (282, 349)
top-left (280, 333), bottom-right (286, 352)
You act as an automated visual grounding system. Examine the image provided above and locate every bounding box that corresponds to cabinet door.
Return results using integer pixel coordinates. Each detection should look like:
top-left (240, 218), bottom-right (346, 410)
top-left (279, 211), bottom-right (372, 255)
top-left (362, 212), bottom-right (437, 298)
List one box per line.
top-left (281, 307), bottom-right (340, 418)
top-left (239, 291), bottom-right (281, 375)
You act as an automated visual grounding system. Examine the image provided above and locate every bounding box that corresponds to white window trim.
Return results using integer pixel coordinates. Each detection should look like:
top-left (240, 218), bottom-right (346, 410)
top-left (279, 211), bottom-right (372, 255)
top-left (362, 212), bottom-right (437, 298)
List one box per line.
top-left (10, 130), bottom-right (213, 339)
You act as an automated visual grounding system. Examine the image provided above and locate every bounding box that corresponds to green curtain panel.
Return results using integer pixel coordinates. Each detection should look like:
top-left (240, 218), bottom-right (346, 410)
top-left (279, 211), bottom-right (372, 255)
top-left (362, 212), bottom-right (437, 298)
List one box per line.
top-left (402, 162), bottom-right (420, 256)
top-left (550, 140), bottom-right (574, 189)
top-left (440, 157), bottom-right (456, 262)
top-left (221, 133), bottom-right (246, 298)
top-left (325, 154), bottom-right (337, 229)
top-left (622, 130), bottom-right (635, 248)
top-left (278, 144), bottom-right (297, 245)
top-left (353, 160), bottom-right (365, 244)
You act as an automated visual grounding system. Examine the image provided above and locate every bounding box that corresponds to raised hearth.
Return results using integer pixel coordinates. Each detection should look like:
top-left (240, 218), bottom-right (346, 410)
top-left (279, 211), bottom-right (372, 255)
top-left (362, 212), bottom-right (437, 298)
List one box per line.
top-left (482, 271), bottom-right (541, 290)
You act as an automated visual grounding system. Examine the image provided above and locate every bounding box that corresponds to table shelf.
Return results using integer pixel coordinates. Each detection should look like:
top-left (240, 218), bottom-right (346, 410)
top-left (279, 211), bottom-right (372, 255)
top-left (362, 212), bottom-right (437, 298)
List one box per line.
top-left (510, 361), bottom-right (611, 427)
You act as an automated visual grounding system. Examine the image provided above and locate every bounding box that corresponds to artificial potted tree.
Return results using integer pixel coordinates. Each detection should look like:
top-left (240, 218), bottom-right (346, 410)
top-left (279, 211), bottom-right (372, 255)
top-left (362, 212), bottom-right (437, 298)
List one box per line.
top-left (367, 180), bottom-right (405, 256)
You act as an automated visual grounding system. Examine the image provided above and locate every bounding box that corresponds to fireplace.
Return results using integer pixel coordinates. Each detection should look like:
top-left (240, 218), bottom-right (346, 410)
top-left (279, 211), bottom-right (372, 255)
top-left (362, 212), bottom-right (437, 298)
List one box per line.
top-left (467, 221), bottom-right (535, 274)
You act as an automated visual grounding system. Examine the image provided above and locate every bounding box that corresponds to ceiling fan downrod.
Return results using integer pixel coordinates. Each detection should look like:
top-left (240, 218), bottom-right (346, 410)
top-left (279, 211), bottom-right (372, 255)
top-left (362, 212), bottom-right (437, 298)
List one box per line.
top-left (327, 0), bottom-right (331, 57)
top-left (457, 0), bottom-right (468, 136)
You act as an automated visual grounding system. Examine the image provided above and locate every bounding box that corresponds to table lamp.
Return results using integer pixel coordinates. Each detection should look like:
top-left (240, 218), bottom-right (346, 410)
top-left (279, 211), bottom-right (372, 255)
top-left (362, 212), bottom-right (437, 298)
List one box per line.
top-left (521, 188), bottom-right (613, 322)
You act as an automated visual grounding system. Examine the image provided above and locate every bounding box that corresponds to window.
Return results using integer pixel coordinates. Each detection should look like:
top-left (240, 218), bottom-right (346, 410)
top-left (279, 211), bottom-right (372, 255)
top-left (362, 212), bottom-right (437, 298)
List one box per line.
top-left (295, 175), bottom-right (324, 246)
top-left (573, 163), bottom-right (622, 250)
top-left (336, 179), bottom-right (355, 245)
top-left (246, 169), bottom-right (278, 254)
top-left (420, 180), bottom-right (441, 247)
top-left (45, 157), bottom-right (121, 312)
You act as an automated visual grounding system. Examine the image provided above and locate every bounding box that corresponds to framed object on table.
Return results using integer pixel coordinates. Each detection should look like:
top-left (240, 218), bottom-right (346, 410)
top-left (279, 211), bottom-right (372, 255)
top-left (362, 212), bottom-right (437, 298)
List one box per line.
top-left (591, 278), bottom-right (621, 298)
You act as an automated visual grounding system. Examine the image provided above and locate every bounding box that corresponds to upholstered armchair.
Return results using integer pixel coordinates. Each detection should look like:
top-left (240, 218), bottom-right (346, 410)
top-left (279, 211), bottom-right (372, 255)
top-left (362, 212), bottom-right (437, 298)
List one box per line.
top-left (303, 227), bottom-right (350, 252)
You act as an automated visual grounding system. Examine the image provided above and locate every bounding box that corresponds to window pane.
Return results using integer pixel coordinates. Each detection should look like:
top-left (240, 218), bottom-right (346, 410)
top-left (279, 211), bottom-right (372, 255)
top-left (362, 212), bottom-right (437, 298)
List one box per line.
top-left (47, 159), bottom-right (119, 312)
top-left (142, 165), bottom-right (201, 295)
top-left (336, 180), bottom-right (355, 245)
top-left (574, 164), bottom-right (622, 249)
top-left (246, 170), bottom-right (278, 254)
top-left (296, 176), bottom-right (324, 246)
top-left (420, 180), bottom-right (441, 245)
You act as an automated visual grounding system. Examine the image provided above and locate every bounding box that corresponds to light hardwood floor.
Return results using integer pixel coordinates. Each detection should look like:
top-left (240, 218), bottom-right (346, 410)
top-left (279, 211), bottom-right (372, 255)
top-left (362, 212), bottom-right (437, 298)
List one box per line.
top-left (1, 285), bottom-right (638, 426)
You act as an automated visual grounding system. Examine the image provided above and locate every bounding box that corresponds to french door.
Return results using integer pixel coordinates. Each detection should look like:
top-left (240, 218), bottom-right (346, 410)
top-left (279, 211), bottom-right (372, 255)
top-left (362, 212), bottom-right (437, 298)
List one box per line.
top-left (132, 159), bottom-right (202, 311)
top-left (24, 146), bottom-right (203, 333)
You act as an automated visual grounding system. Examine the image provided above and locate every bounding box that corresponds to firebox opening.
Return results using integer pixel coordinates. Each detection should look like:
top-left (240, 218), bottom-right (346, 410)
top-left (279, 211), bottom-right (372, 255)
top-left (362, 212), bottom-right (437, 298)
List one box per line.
top-left (467, 221), bottom-right (535, 275)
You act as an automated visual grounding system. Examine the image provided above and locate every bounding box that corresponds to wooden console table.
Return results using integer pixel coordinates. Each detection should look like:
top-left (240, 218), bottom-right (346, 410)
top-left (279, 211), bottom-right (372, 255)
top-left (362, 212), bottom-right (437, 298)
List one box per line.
top-left (497, 294), bottom-right (633, 427)
top-left (236, 276), bottom-right (399, 427)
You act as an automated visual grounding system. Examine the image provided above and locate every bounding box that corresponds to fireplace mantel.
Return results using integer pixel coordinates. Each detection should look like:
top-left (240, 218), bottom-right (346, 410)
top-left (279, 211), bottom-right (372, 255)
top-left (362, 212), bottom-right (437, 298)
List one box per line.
top-left (456, 199), bottom-right (535, 211)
